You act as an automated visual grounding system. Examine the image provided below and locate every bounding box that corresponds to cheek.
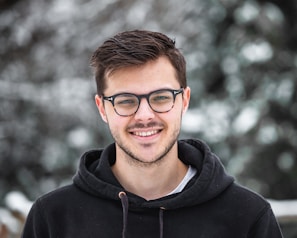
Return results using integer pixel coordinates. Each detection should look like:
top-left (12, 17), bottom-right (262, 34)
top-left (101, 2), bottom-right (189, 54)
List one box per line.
top-left (102, 105), bottom-right (118, 123)
top-left (107, 116), bottom-right (126, 131)
top-left (171, 107), bottom-right (184, 127)
top-left (162, 109), bottom-right (183, 128)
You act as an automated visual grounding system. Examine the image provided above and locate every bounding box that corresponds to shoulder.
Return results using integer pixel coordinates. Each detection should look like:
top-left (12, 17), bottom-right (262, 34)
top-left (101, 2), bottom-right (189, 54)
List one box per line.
top-left (230, 183), bottom-right (268, 202)
top-left (34, 183), bottom-right (87, 210)
top-left (39, 184), bottom-right (78, 200)
top-left (224, 182), bottom-right (272, 215)
top-left (24, 184), bottom-right (80, 228)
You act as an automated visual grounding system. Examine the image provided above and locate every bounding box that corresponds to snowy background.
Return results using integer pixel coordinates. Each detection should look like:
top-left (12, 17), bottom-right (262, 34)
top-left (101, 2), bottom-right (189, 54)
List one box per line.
top-left (0, 0), bottom-right (297, 236)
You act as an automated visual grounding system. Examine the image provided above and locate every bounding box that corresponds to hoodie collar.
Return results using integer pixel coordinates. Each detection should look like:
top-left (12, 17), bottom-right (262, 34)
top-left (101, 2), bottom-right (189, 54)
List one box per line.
top-left (73, 139), bottom-right (234, 209)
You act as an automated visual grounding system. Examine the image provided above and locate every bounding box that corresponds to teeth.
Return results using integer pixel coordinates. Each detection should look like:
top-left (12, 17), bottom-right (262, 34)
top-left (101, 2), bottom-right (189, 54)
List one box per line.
top-left (134, 130), bottom-right (158, 137)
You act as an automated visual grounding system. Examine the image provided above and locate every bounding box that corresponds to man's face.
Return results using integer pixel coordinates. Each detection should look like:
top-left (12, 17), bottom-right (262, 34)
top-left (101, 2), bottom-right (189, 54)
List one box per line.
top-left (96, 56), bottom-right (190, 166)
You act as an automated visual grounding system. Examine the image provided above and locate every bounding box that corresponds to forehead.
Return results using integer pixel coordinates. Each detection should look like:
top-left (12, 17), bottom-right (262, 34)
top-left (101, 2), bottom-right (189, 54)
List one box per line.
top-left (105, 56), bottom-right (179, 94)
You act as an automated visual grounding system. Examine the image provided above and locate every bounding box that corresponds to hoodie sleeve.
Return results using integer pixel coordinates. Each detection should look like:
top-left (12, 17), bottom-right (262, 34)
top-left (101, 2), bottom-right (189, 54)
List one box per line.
top-left (21, 201), bottom-right (50, 238)
top-left (248, 205), bottom-right (283, 238)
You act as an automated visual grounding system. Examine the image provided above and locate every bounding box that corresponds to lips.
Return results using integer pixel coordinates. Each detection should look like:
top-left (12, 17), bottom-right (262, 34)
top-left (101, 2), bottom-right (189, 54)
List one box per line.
top-left (128, 122), bottom-right (163, 138)
top-left (133, 130), bottom-right (159, 137)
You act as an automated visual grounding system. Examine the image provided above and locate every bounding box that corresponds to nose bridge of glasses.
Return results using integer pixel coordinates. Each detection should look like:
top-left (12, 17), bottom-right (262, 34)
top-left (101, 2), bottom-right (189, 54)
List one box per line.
top-left (137, 94), bottom-right (153, 110)
top-left (131, 94), bottom-right (154, 117)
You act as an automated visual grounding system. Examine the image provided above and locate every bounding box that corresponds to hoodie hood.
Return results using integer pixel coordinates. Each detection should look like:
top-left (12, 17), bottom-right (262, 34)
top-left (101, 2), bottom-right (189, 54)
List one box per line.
top-left (73, 139), bottom-right (234, 210)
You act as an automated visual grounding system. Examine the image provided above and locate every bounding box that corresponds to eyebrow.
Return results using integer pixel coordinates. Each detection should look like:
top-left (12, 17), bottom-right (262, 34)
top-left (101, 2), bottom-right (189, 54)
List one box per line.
top-left (104, 88), bottom-right (177, 97)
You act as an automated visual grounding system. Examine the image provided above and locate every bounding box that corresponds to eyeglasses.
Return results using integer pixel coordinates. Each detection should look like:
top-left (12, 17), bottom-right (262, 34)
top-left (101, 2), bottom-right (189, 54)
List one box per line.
top-left (103, 88), bottom-right (184, 117)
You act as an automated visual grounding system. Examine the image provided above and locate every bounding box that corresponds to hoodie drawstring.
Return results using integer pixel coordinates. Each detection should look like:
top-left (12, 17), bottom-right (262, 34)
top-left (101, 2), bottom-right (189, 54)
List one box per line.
top-left (118, 191), bottom-right (165, 238)
top-left (159, 207), bottom-right (165, 238)
top-left (119, 191), bottom-right (129, 238)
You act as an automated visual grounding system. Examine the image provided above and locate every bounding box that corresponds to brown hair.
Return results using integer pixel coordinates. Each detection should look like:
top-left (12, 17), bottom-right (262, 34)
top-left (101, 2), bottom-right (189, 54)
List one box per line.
top-left (90, 30), bottom-right (187, 95)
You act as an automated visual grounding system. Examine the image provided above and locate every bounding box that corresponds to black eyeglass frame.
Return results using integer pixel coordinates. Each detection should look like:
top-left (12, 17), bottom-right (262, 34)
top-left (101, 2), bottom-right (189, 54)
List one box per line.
top-left (103, 88), bottom-right (184, 117)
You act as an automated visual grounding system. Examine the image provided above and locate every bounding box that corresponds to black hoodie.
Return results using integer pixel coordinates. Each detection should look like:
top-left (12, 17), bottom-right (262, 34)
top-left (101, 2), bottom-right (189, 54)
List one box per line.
top-left (22, 139), bottom-right (283, 238)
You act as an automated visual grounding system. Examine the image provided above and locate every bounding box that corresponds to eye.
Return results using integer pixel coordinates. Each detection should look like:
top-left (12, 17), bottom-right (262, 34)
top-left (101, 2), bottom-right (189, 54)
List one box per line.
top-left (115, 95), bottom-right (138, 107)
top-left (150, 92), bottom-right (172, 104)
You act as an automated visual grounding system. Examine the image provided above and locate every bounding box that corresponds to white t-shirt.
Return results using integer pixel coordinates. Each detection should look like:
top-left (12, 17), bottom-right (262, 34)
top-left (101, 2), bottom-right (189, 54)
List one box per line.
top-left (167, 165), bottom-right (197, 196)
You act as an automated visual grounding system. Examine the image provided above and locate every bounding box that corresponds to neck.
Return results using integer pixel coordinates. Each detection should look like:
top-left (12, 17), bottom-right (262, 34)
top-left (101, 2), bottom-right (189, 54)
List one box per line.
top-left (111, 145), bottom-right (188, 200)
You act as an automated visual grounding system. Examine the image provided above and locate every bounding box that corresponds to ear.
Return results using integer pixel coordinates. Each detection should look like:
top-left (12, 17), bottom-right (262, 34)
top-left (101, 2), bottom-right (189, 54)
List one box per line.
top-left (95, 94), bottom-right (108, 123)
top-left (182, 87), bottom-right (191, 115)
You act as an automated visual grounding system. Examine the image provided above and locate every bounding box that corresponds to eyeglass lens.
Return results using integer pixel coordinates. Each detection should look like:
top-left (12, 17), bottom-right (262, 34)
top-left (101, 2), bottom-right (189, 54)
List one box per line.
top-left (114, 90), bottom-right (175, 116)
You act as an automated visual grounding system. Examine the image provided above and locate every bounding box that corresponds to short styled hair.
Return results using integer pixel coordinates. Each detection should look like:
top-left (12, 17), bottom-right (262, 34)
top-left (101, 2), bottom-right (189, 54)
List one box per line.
top-left (90, 30), bottom-right (187, 95)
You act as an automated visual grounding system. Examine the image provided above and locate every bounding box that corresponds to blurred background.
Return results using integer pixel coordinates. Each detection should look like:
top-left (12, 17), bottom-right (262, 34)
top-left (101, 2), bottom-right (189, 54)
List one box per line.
top-left (0, 0), bottom-right (296, 237)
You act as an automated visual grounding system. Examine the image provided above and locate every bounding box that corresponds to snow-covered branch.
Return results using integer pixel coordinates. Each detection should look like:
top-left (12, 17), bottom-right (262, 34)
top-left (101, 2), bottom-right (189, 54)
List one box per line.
top-left (269, 199), bottom-right (297, 222)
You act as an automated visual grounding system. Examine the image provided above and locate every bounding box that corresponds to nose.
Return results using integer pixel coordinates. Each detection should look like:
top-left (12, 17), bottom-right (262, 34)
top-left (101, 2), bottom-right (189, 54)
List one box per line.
top-left (134, 98), bottom-right (155, 121)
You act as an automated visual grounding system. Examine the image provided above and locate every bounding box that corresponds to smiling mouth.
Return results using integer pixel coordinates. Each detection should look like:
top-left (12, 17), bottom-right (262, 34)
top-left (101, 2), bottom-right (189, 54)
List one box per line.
top-left (132, 130), bottom-right (160, 137)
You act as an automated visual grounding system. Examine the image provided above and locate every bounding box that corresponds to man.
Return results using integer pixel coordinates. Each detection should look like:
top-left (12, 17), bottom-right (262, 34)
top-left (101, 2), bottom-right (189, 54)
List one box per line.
top-left (22, 30), bottom-right (283, 237)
